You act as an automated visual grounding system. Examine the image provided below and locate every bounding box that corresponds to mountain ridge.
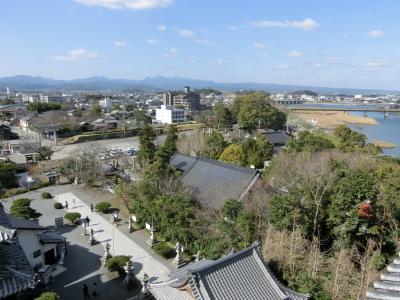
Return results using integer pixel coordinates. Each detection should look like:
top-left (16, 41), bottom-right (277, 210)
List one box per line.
top-left (0, 75), bottom-right (397, 95)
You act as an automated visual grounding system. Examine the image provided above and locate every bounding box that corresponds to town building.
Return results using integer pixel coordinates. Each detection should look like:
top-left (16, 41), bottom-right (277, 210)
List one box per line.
top-left (163, 86), bottom-right (201, 111)
top-left (99, 98), bottom-right (113, 110)
top-left (147, 242), bottom-right (310, 300)
top-left (155, 105), bottom-right (185, 124)
top-left (170, 153), bottom-right (259, 209)
top-left (39, 94), bottom-right (64, 104)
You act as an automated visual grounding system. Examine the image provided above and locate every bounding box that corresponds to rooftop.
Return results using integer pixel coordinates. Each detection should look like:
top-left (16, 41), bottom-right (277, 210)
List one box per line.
top-left (170, 153), bottom-right (259, 209)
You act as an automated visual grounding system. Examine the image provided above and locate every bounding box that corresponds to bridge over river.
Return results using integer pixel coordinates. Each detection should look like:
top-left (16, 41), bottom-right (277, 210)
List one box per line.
top-left (290, 106), bottom-right (400, 118)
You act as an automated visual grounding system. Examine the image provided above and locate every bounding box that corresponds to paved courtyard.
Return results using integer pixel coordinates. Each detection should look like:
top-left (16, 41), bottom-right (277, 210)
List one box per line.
top-left (1, 184), bottom-right (173, 300)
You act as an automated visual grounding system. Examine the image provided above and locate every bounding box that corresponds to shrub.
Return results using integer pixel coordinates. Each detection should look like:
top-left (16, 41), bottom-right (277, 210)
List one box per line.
top-left (41, 192), bottom-right (53, 199)
top-left (35, 292), bottom-right (60, 300)
top-left (105, 255), bottom-right (130, 273)
top-left (153, 242), bottom-right (175, 259)
top-left (54, 202), bottom-right (63, 209)
top-left (95, 201), bottom-right (112, 213)
top-left (64, 212), bottom-right (81, 223)
top-left (10, 198), bottom-right (42, 220)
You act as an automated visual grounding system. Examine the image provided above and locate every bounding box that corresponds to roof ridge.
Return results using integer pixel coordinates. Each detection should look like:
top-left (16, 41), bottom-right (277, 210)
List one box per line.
top-left (191, 242), bottom-right (260, 275)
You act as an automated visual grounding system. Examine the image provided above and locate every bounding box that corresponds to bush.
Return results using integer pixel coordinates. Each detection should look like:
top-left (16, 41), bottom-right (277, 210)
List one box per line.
top-left (64, 212), bottom-right (81, 223)
top-left (95, 201), bottom-right (112, 213)
top-left (153, 242), bottom-right (175, 259)
top-left (10, 198), bottom-right (42, 220)
top-left (35, 292), bottom-right (60, 300)
top-left (54, 202), bottom-right (63, 209)
top-left (41, 192), bottom-right (53, 199)
top-left (105, 255), bottom-right (130, 273)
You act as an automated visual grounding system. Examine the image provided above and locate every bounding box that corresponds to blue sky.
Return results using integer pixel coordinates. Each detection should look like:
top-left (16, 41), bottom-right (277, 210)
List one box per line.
top-left (1, 0), bottom-right (400, 89)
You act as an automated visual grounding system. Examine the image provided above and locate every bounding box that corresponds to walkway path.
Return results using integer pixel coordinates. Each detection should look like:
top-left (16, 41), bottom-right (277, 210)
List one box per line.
top-left (58, 192), bottom-right (172, 281)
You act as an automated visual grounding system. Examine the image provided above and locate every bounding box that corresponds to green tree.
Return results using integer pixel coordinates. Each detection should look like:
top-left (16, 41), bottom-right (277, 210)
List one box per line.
top-left (0, 161), bottom-right (18, 189)
top-left (135, 110), bottom-right (152, 127)
top-left (232, 93), bottom-right (286, 130)
top-left (27, 102), bottom-right (61, 113)
top-left (212, 103), bottom-right (233, 129)
top-left (242, 134), bottom-right (273, 168)
top-left (286, 131), bottom-right (335, 153)
top-left (35, 146), bottom-right (53, 161)
top-left (10, 198), bottom-right (42, 220)
top-left (91, 104), bottom-right (102, 117)
top-left (333, 125), bottom-right (381, 154)
top-left (137, 125), bottom-right (156, 166)
top-left (219, 144), bottom-right (246, 166)
top-left (204, 132), bottom-right (228, 159)
top-left (156, 125), bottom-right (178, 161)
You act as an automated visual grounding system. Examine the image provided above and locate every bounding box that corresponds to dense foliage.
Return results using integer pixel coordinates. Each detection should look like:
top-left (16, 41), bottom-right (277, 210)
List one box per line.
top-left (231, 93), bottom-right (286, 130)
top-left (10, 198), bottom-right (42, 219)
top-left (34, 292), bottom-right (60, 300)
top-left (204, 131), bottom-right (228, 160)
top-left (105, 255), bottom-right (130, 273)
top-left (27, 102), bottom-right (61, 113)
top-left (41, 192), bottom-right (52, 199)
top-left (0, 161), bottom-right (18, 189)
top-left (64, 212), bottom-right (81, 223)
top-left (95, 201), bottom-right (112, 213)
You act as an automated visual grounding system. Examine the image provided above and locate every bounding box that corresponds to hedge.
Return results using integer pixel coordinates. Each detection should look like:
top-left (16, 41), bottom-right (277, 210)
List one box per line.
top-left (64, 212), bottom-right (81, 223)
top-left (41, 192), bottom-right (53, 199)
top-left (95, 201), bottom-right (112, 213)
top-left (105, 255), bottom-right (130, 273)
top-left (153, 242), bottom-right (175, 259)
top-left (35, 292), bottom-right (60, 300)
top-left (54, 202), bottom-right (63, 209)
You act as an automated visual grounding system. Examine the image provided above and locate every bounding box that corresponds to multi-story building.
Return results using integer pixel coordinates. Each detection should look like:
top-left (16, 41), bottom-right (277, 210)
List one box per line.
top-left (163, 86), bottom-right (200, 111)
top-left (155, 105), bottom-right (185, 124)
top-left (39, 94), bottom-right (64, 104)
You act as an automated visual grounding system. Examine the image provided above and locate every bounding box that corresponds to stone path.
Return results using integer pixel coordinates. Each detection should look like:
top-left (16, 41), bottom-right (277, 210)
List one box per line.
top-left (58, 192), bottom-right (172, 281)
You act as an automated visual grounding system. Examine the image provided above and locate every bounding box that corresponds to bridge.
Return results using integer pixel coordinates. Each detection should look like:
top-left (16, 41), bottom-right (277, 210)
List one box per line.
top-left (290, 106), bottom-right (400, 118)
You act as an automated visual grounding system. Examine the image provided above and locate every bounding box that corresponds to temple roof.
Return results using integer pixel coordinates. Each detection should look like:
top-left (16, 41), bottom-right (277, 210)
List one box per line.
top-left (367, 255), bottom-right (400, 299)
top-left (0, 203), bottom-right (36, 299)
top-left (170, 153), bottom-right (259, 209)
top-left (149, 242), bottom-right (309, 300)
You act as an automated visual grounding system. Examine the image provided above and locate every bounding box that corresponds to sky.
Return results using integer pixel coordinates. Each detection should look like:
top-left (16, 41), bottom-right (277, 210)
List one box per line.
top-left (1, 0), bottom-right (400, 90)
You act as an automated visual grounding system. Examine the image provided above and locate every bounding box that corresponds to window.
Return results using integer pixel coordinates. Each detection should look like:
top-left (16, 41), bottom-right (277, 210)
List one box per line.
top-left (33, 249), bottom-right (41, 258)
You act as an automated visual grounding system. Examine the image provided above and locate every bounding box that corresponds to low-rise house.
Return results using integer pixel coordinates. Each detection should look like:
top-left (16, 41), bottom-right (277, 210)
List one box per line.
top-left (170, 153), bottom-right (259, 210)
top-left (91, 118), bottom-right (118, 130)
top-left (147, 242), bottom-right (309, 300)
top-left (2, 139), bottom-right (40, 154)
top-left (0, 124), bottom-right (18, 140)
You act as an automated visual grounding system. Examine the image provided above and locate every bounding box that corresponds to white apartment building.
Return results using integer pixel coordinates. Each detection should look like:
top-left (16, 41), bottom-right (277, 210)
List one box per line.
top-left (155, 105), bottom-right (185, 124)
top-left (99, 98), bottom-right (113, 110)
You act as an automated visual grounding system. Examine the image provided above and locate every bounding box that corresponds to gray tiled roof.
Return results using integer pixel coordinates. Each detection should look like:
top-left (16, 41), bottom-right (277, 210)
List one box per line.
top-left (0, 203), bottom-right (35, 299)
top-left (7, 215), bottom-right (45, 230)
top-left (170, 154), bottom-right (259, 209)
top-left (264, 131), bottom-right (293, 146)
top-left (149, 242), bottom-right (309, 300)
top-left (367, 254), bottom-right (400, 299)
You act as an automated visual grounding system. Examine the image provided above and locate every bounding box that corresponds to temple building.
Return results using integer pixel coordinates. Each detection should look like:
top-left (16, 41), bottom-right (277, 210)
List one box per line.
top-left (146, 242), bottom-right (309, 300)
top-left (366, 253), bottom-right (400, 299)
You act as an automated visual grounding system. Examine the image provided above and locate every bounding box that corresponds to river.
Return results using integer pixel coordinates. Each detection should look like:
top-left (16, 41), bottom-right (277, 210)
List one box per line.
top-left (290, 103), bottom-right (400, 157)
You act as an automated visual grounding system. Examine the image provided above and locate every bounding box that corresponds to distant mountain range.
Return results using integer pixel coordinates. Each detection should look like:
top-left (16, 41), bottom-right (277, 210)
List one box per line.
top-left (0, 75), bottom-right (397, 95)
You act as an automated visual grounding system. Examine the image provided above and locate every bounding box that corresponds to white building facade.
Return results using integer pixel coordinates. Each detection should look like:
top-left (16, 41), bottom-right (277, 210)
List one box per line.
top-left (155, 105), bottom-right (185, 124)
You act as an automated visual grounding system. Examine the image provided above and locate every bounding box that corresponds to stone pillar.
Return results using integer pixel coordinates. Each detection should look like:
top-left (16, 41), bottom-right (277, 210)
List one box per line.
top-left (101, 242), bottom-right (112, 266)
top-left (172, 242), bottom-right (185, 269)
top-left (128, 216), bottom-right (133, 233)
top-left (89, 228), bottom-right (96, 246)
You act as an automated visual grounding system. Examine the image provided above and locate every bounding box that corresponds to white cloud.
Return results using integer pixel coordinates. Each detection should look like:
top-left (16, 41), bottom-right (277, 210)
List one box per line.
top-left (53, 48), bottom-right (99, 62)
top-left (250, 18), bottom-right (319, 31)
top-left (277, 64), bottom-right (289, 69)
top-left (260, 54), bottom-right (269, 59)
top-left (364, 60), bottom-right (387, 68)
top-left (74, 0), bottom-right (173, 10)
top-left (228, 25), bottom-right (241, 31)
top-left (164, 48), bottom-right (178, 57)
top-left (158, 24), bottom-right (167, 32)
top-left (254, 42), bottom-right (267, 49)
top-left (194, 39), bottom-right (217, 47)
top-left (288, 50), bottom-right (304, 57)
top-left (179, 29), bottom-right (196, 39)
top-left (368, 30), bottom-right (385, 38)
top-left (216, 59), bottom-right (224, 65)
top-left (114, 41), bottom-right (128, 48)
top-left (147, 38), bottom-right (158, 44)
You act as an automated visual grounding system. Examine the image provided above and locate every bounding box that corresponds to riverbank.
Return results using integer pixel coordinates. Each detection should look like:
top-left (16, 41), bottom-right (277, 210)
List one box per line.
top-left (371, 140), bottom-right (397, 149)
top-left (294, 110), bottom-right (378, 129)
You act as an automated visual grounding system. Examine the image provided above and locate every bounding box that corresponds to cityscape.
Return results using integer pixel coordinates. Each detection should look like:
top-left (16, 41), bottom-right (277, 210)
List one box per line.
top-left (1, 1), bottom-right (400, 300)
